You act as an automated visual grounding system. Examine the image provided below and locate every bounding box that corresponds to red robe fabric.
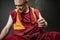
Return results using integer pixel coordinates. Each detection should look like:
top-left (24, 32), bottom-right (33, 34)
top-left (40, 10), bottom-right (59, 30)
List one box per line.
top-left (4, 8), bottom-right (60, 40)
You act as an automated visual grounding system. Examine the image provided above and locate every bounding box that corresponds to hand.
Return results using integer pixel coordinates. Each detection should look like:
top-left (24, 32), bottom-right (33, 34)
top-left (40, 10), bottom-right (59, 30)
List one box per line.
top-left (37, 19), bottom-right (47, 28)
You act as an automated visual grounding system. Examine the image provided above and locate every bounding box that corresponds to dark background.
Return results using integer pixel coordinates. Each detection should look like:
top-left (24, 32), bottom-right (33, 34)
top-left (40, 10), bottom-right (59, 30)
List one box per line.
top-left (0, 0), bottom-right (60, 32)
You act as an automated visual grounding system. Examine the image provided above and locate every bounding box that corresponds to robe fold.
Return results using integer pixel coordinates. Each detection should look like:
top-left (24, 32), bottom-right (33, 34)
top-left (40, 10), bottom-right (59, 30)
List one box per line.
top-left (4, 7), bottom-right (60, 40)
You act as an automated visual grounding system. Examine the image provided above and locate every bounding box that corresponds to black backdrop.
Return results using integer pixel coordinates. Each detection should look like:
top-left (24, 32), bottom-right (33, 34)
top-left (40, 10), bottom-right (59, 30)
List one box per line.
top-left (0, 0), bottom-right (60, 32)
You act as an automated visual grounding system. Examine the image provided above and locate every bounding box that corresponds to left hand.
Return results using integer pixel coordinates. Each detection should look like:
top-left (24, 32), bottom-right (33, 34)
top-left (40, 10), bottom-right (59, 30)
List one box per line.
top-left (37, 19), bottom-right (47, 28)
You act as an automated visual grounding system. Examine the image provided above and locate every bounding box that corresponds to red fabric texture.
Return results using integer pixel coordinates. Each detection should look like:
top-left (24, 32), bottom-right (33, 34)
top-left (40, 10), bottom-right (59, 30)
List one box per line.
top-left (10, 8), bottom-right (39, 23)
top-left (10, 8), bottom-right (40, 36)
top-left (4, 8), bottom-right (60, 40)
top-left (4, 34), bottom-right (27, 40)
top-left (4, 29), bottom-right (60, 40)
top-left (41, 32), bottom-right (60, 40)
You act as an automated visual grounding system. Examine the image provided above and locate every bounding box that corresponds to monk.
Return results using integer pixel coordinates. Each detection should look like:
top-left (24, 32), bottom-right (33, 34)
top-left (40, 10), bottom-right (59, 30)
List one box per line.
top-left (0, 0), bottom-right (60, 40)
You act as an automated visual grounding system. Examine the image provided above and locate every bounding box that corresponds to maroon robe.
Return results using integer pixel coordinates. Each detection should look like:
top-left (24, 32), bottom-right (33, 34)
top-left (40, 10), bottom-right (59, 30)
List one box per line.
top-left (4, 8), bottom-right (60, 40)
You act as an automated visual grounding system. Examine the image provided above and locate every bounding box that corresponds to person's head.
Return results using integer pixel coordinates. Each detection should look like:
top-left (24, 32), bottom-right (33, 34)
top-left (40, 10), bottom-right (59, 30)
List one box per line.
top-left (14, 0), bottom-right (29, 13)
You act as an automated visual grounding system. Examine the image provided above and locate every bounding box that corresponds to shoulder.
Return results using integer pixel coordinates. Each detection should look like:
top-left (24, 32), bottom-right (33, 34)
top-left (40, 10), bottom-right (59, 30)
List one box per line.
top-left (9, 9), bottom-right (16, 15)
top-left (34, 8), bottom-right (40, 13)
top-left (34, 8), bottom-right (41, 16)
top-left (30, 7), bottom-right (40, 13)
top-left (9, 9), bottom-right (17, 18)
top-left (9, 9), bottom-right (16, 22)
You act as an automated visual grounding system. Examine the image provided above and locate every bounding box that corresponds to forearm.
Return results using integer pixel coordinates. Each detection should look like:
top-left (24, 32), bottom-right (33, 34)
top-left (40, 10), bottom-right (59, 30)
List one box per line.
top-left (0, 15), bottom-right (13, 40)
top-left (0, 27), bottom-right (9, 39)
top-left (37, 18), bottom-right (48, 28)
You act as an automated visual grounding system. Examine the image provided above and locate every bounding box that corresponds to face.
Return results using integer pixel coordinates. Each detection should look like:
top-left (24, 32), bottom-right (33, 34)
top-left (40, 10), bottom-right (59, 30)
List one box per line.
top-left (14, 0), bottom-right (28, 13)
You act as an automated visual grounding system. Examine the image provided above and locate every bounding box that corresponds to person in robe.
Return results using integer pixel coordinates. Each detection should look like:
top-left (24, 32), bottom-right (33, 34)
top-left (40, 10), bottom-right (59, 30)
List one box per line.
top-left (0, 0), bottom-right (60, 40)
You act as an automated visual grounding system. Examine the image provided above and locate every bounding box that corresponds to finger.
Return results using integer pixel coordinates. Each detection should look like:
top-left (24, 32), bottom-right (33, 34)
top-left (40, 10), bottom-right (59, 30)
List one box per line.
top-left (38, 19), bottom-right (44, 22)
top-left (38, 23), bottom-right (45, 27)
top-left (39, 20), bottom-right (45, 24)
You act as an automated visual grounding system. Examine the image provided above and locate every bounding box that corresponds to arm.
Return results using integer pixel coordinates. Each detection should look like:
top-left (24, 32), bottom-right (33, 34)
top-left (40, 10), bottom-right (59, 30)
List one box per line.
top-left (0, 15), bottom-right (13, 40)
top-left (37, 13), bottom-right (48, 28)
